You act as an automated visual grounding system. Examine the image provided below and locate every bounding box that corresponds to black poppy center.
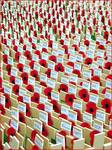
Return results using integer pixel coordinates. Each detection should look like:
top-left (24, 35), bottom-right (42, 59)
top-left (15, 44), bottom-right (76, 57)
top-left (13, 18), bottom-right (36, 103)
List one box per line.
top-left (12, 80), bottom-right (15, 84)
top-left (5, 98), bottom-right (8, 103)
top-left (58, 66), bottom-right (61, 71)
top-left (23, 76), bottom-right (27, 81)
top-left (11, 133), bottom-right (14, 136)
top-left (19, 67), bottom-right (23, 71)
top-left (15, 88), bottom-right (19, 93)
top-left (90, 108), bottom-right (94, 112)
top-left (35, 97), bottom-right (39, 101)
top-left (107, 66), bottom-right (110, 70)
top-left (48, 92), bottom-right (51, 96)
top-left (69, 98), bottom-right (73, 102)
top-left (82, 93), bottom-right (87, 98)
top-left (42, 63), bottom-right (45, 67)
top-left (105, 103), bottom-right (109, 108)
top-left (33, 74), bottom-right (37, 77)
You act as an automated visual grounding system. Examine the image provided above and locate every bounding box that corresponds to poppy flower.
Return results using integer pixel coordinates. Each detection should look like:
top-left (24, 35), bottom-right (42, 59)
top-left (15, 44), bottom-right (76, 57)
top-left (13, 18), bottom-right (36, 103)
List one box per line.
top-left (104, 62), bottom-right (112, 70)
top-left (58, 130), bottom-right (67, 137)
top-left (7, 127), bottom-right (16, 142)
top-left (37, 104), bottom-right (45, 111)
top-left (12, 84), bottom-right (19, 95)
top-left (65, 94), bottom-right (75, 107)
top-left (62, 45), bottom-right (68, 54)
top-left (4, 93), bottom-right (11, 108)
top-left (72, 44), bottom-right (78, 51)
top-left (6, 64), bottom-right (11, 75)
top-left (32, 145), bottom-right (39, 150)
top-left (26, 84), bottom-right (34, 92)
top-left (20, 37), bottom-right (23, 44)
top-left (29, 60), bottom-right (35, 69)
top-left (48, 40), bottom-right (53, 48)
top-left (86, 102), bottom-right (97, 116)
top-left (98, 45), bottom-right (105, 50)
top-left (67, 62), bottom-right (74, 67)
top-left (34, 50), bottom-right (41, 59)
top-left (21, 72), bottom-right (28, 84)
top-left (101, 99), bottom-right (111, 113)
top-left (48, 113), bottom-right (53, 126)
top-left (84, 58), bottom-right (93, 65)
top-left (49, 55), bottom-right (56, 63)
top-left (84, 40), bottom-right (90, 46)
top-left (3, 54), bottom-right (8, 63)
top-left (15, 52), bottom-right (21, 62)
top-left (59, 114), bottom-right (68, 120)
top-left (25, 103), bottom-right (31, 117)
top-left (30, 70), bottom-right (38, 80)
top-left (58, 84), bottom-right (68, 92)
top-left (73, 69), bottom-right (81, 77)
top-left (10, 76), bottom-right (15, 84)
top-left (90, 89), bottom-right (98, 94)
top-left (40, 81), bottom-right (47, 87)
top-left (19, 112), bottom-right (25, 123)
top-left (78, 89), bottom-right (89, 102)
top-left (45, 68), bottom-right (51, 78)
top-left (13, 45), bottom-right (18, 51)
top-left (55, 63), bottom-right (64, 72)
top-left (81, 122), bottom-right (91, 129)
top-left (60, 39), bottom-right (64, 45)
top-left (42, 124), bottom-right (48, 137)
top-left (106, 74), bottom-right (112, 80)
top-left (0, 104), bottom-right (5, 115)
top-left (24, 50), bottom-right (32, 60)
top-left (104, 31), bottom-right (109, 41)
top-left (17, 96), bottom-right (23, 102)
top-left (31, 93), bottom-right (40, 103)
top-left (51, 100), bottom-right (61, 113)
top-left (17, 63), bottom-right (24, 72)
top-left (44, 87), bottom-right (52, 99)
top-left (39, 59), bottom-right (47, 68)
top-left (90, 130), bottom-right (100, 146)
top-left (107, 130), bottom-right (112, 139)
top-left (91, 76), bottom-right (101, 84)
top-left (31, 130), bottom-right (38, 142)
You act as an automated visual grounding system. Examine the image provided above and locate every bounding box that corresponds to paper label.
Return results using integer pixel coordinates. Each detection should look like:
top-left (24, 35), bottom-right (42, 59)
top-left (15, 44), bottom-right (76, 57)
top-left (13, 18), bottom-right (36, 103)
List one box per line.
top-left (24, 65), bottom-right (30, 73)
top-left (51, 70), bottom-right (58, 79)
top-left (106, 80), bottom-right (112, 88)
top-left (91, 81), bottom-right (100, 91)
top-left (61, 105), bottom-right (69, 116)
top-left (3, 85), bottom-right (12, 95)
top-left (61, 120), bottom-right (72, 132)
top-left (73, 126), bottom-right (83, 139)
top-left (19, 56), bottom-right (25, 64)
top-left (68, 110), bottom-right (77, 122)
top-left (48, 62), bottom-right (55, 70)
top-left (23, 94), bottom-right (31, 104)
top-left (34, 135), bottom-right (44, 149)
top-left (73, 101), bottom-right (82, 111)
top-left (39, 111), bottom-right (48, 124)
top-left (15, 77), bottom-right (22, 86)
top-left (61, 76), bottom-right (69, 84)
top-left (19, 88), bottom-right (26, 96)
top-left (74, 63), bottom-right (81, 71)
top-left (18, 103), bottom-right (26, 113)
top-left (41, 52), bottom-right (49, 60)
top-left (45, 102), bottom-right (53, 113)
top-left (34, 84), bottom-right (42, 94)
top-left (83, 112), bottom-right (92, 124)
top-left (51, 91), bottom-right (59, 101)
top-left (68, 86), bottom-right (76, 94)
top-left (96, 110), bottom-right (105, 122)
top-left (10, 119), bottom-right (19, 131)
top-left (83, 70), bottom-right (91, 79)
top-left (69, 74), bottom-right (78, 83)
top-left (93, 121), bottom-right (103, 132)
top-left (47, 78), bottom-right (55, 88)
top-left (34, 64), bottom-right (40, 72)
top-left (28, 77), bottom-right (35, 85)
top-left (39, 95), bottom-right (47, 104)
top-left (65, 66), bottom-right (73, 74)
top-left (82, 81), bottom-right (90, 90)
top-left (34, 120), bottom-right (42, 133)
top-left (89, 93), bottom-right (99, 104)
top-left (0, 95), bottom-right (5, 107)
top-left (40, 74), bottom-right (47, 82)
top-left (11, 109), bottom-right (19, 120)
top-left (56, 133), bottom-right (65, 148)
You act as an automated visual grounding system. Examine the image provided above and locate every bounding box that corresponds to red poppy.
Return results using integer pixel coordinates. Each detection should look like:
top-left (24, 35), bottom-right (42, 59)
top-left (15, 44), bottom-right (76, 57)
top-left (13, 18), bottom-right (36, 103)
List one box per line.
top-left (78, 89), bottom-right (89, 102)
top-left (62, 45), bottom-right (68, 54)
top-left (31, 130), bottom-right (38, 142)
top-left (90, 89), bottom-right (98, 94)
top-left (37, 104), bottom-right (45, 111)
top-left (101, 99), bottom-right (111, 113)
top-left (31, 93), bottom-right (40, 104)
top-left (97, 45), bottom-right (105, 50)
top-left (3, 54), bottom-right (8, 63)
top-left (107, 130), bottom-right (112, 139)
top-left (104, 62), bottom-right (112, 70)
top-left (10, 76), bottom-right (15, 84)
top-left (84, 58), bottom-right (93, 65)
top-left (51, 100), bottom-right (61, 113)
top-left (30, 70), bottom-right (38, 80)
top-left (32, 145), bottom-right (39, 150)
top-left (39, 59), bottom-right (47, 67)
top-left (58, 130), bottom-right (67, 137)
top-left (67, 62), bottom-right (74, 67)
top-left (91, 76), bottom-right (101, 84)
top-left (17, 96), bottom-right (23, 102)
top-left (12, 84), bottom-right (19, 95)
top-left (49, 55), bottom-right (56, 63)
top-left (26, 103), bottom-right (31, 117)
top-left (24, 50), bottom-right (32, 60)
top-left (73, 69), bottom-right (81, 77)
top-left (26, 84), bottom-right (34, 92)
top-left (42, 124), bottom-right (48, 137)
top-left (20, 37), bottom-right (23, 44)
top-left (48, 113), bottom-right (53, 126)
top-left (4, 93), bottom-right (11, 108)
top-left (59, 114), bottom-right (68, 120)
top-left (84, 40), bottom-right (90, 46)
top-left (65, 94), bottom-right (75, 107)
top-left (72, 44), bottom-right (78, 51)
top-left (29, 60), bottom-right (35, 69)
top-left (21, 72), bottom-right (28, 84)
top-left (0, 104), bottom-right (5, 115)
top-left (6, 64), bottom-right (11, 75)
top-left (60, 39), bottom-right (64, 45)
top-left (81, 122), bottom-right (91, 129)
top-left (13, 45), bottom-right (18, 51)
top-left (40, 81), bottom-right (47, 87)
top-left (7, 127), bottom-right (16, 142)
top-left (55, 63), bottom-right (64, 72)
top-left (106, 74), bottom-right (112, 80)
top-left (44, 87), bottom-right (52, 99)
top-left (34, 50), bottom-right (41, 59)
top-left (104, 31), bottom-right (109, 41)
top-left (48, 40), bottom-right (52, 48)
top-left (17, 63), bottom-right (24, 72)
top-left (45, 68), bottom-right (51, 78)
top-left (19, 112), bottom-right (25, 123)
top-left (90, 130), bottom-right (100, 146)
top-left (58, 84), bottom-right (68, 92)
top-left (15, 52), bottom-right (21, 62)
top-left (86, 102), bottom-right (97, 116)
